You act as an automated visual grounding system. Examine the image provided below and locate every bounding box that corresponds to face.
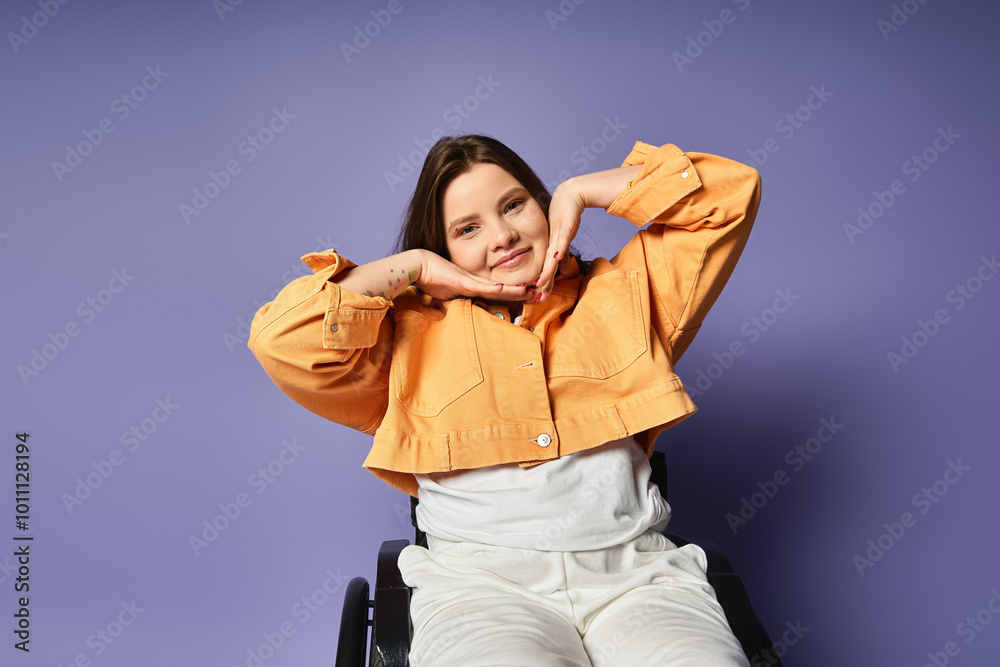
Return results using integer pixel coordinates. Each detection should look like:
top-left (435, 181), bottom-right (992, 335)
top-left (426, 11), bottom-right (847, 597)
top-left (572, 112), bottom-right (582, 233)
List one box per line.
top-left (441, 162), bottom-right (549, 286)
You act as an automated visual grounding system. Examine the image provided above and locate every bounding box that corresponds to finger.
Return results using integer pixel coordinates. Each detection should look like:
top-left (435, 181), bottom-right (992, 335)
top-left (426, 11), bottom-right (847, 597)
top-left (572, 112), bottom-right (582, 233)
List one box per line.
top-left (536, 219), bottom-right (577, 301)
top-left (462, 277), bottom-right (505, 297)
top-left (459, 274), bottom-right (529, 301)
top-left (535, 241), bottom-right (569, 303)
top-left (533, 233), bottom-right (564, 293)
top-left (493, 284), bottom-right (532, 301)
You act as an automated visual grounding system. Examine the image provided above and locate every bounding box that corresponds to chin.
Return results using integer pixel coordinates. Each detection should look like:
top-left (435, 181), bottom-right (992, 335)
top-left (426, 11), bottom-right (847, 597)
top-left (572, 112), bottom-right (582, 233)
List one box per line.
top-left (493, 266), bottom-right (535, 284)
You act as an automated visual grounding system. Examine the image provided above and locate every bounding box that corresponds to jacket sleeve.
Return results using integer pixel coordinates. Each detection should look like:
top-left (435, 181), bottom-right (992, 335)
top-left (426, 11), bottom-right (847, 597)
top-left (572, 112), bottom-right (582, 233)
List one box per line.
top-left (605, 142), bottom-right (762, 362)
top-left (247, 248), bottom-right (395, 434)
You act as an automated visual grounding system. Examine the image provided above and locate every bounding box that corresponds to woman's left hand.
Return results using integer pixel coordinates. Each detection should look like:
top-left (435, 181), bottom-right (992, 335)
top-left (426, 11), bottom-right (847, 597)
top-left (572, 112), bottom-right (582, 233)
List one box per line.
top-left (532, 179), bottom-right (585, 302)
top-left (530, 164), bottom-right (642, 303)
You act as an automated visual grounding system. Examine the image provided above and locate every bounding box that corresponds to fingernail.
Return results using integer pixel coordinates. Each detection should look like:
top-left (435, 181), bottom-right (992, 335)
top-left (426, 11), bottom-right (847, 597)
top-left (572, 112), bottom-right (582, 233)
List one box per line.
top-left (553, 250), bottom-right (560, 259)
top-left (532, 277), bottom-right (539, 286)
top-left (495, 283), bottom-right (503, 287)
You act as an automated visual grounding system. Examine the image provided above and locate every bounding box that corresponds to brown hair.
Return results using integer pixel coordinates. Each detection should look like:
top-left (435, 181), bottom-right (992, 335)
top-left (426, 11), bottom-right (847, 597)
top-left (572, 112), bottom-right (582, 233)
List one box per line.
top-left (395, 135), bottom-right (553, 260)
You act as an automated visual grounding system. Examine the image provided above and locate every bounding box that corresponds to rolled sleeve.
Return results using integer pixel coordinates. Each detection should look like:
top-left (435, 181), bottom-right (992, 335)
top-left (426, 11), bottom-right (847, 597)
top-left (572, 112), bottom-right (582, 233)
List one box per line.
top-left (605, 142), bottom-right (762, 363)
top-left (248, 248), bottom-right (394, 433)
top-left (256, 248), bottom-right (393, 352)
top-left (606, 142), bottom-right (702, 225)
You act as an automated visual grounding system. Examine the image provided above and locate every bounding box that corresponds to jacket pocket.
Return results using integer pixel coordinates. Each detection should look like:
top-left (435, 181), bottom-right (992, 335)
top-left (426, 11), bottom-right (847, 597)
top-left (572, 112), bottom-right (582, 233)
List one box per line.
top-left (392, 304), bottom-right (484, 417)
top-left (547, 270), bottom-right (648, 379)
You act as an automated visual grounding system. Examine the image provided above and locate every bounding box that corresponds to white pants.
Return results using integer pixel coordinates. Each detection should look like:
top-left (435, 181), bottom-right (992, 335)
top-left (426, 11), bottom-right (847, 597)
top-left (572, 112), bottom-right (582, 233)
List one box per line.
top-left (398, 529), bottom-right (751, 667)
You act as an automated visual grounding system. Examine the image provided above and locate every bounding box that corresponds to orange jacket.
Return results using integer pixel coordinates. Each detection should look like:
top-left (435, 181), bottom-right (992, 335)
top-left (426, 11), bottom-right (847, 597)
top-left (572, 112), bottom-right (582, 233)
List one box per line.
top-left (249, 142), bottom-right (761, 497)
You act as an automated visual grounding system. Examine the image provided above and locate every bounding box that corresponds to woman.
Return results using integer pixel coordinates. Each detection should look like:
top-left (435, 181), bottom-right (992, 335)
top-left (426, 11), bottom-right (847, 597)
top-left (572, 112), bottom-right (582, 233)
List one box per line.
top-left (249, 135), bottom-right (761, 666)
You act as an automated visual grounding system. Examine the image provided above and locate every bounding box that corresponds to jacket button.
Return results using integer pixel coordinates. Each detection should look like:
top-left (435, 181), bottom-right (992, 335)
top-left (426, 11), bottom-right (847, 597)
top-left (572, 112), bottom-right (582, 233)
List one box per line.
top-left (330, 324), bottom-right (338, 332)
top-left (537, 433), bottom-right (552, 447)
top-left (494, 312), bottom-right (505, 320)
top-left (681, 170), bottom-right (689, 178)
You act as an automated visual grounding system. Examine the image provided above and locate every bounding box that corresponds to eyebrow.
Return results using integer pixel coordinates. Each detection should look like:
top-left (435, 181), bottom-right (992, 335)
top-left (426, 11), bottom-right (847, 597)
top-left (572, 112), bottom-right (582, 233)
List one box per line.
top-left (447, 186), bottom-right (527, 231)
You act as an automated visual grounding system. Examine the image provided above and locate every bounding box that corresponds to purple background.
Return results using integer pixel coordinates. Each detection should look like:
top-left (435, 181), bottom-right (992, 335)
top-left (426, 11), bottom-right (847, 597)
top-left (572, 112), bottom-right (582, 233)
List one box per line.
top-left (3, 0), bottom-right (999, 665)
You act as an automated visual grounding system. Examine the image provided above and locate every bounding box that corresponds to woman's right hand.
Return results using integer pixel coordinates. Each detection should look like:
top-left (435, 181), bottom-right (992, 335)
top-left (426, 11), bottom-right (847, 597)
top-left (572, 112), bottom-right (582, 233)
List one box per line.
top-left (415, 250), bottom-right (530, 301)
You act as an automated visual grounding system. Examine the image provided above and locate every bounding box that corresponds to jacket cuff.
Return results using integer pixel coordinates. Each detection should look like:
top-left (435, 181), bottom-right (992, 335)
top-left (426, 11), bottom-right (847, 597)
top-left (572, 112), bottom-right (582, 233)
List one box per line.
top-left (605, 142), bottom-right (702, 226)
top-left (301, 249), bottom-right (392, 350)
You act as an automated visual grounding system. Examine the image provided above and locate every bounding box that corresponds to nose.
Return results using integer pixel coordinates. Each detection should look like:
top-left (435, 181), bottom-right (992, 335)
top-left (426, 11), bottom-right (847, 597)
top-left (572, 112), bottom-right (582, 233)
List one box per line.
top-left (489, 218), bottom-right (518, 251)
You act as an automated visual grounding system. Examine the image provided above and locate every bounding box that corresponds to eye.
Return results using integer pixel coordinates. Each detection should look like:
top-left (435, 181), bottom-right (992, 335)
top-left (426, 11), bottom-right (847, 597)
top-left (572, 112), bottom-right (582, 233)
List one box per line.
top-left (458, 224), bottom-right (477, 236)
top-left (504, 199), bottom-right (525, 214)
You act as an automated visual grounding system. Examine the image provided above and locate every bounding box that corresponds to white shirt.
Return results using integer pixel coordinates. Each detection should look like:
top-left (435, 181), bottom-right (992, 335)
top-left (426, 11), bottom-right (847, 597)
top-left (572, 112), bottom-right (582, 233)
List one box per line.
top-left (414, 435), bottom-right (671, 551)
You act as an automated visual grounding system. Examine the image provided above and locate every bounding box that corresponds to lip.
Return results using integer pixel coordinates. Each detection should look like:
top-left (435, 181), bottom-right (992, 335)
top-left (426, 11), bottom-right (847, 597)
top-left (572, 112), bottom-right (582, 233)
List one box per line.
top-left (492, 247), bottom-right (530, 269)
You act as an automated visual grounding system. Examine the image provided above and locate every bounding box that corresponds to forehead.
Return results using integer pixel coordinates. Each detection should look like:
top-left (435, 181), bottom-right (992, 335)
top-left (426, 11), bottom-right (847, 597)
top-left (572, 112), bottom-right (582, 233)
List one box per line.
top-left (442, 162), bottom-right (523, 217)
